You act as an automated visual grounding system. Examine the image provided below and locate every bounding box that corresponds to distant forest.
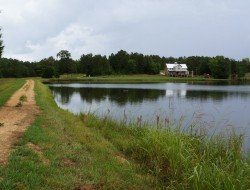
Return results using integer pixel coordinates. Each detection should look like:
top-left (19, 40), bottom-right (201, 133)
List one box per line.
top-left (0, 30), bottom-right (249, 79)
top-left (0, 49), bottom-right (249, 79)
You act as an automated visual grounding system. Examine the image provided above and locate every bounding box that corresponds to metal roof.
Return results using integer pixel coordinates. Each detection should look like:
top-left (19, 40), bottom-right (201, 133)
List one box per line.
top-left (166, 63), bottom-right (188, 69)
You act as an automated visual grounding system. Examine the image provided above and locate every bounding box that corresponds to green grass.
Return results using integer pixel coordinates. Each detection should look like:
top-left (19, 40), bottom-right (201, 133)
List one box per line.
top-left (19, 95), bottom-right (27, 102)
top-left (44, 74), bottom-right (226, 84)
top-left (0, 79), bottom-right (25, 107)
top-left (245, 73), bottom-right (250, 80)
top-left (0, 80), bottom-right (158, 189)
top-left (83, 114), bottom-right (250, 189)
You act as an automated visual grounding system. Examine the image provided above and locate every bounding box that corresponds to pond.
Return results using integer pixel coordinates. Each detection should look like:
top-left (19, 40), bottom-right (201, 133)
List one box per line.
top-left (48, 82), bottom-right (250, 151)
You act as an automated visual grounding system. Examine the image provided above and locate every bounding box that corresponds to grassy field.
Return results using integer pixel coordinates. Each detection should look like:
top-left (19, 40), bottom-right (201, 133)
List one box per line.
top-left (44, 74), bottom-right (229, 84)
top-left (0, 80), bottom-right (249, 189)
top-left (0, 79), bottom-right (25, 107)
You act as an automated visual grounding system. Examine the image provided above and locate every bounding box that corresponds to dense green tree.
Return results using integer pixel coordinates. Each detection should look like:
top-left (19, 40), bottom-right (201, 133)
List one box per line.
top-left (42, 67), bottom-right (55, 78)
top-left (184, 56), bottom-right (210, 75)
top-left (40, 57), bottom-right (58, 78)
top-left (79, 54), bottom-right (111, 76)
top-left (230, 60), bottom-right (237, 76)
top-left (57, 50), bottom-right (76, 74)
top-left (79, 54), bottom-right (93, 76)
top-left (126, 59), bottom-right (137, 74)
top-left (197, 57), bottom-right (211, 74)
top-left (130, 53), bottom-right (144, 73)
top-left (144, 56), bottom-right (161, 74)
top-left (149, 55), bottom-right (165, 70)
top-left (0, 58), bottom-right (35, 78)
top-left (91, 55), bottom-right (111, 76)
top-left (57, 50), bottom-right (71, 60)
top-left (208, 56), bottom-right (231, 79)
top-left (0, 46), bottom-right (248, 78)
top-left (236, 61), bottom-right (247, 78)
top-left (109, 50), bottom-right (129, 74)
top-left (242, 58), bottom-right (250, 72)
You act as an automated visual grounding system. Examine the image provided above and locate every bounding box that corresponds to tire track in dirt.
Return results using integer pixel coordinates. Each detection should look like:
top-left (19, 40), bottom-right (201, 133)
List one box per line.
top-left (0, 80), bottom-right (39, 164)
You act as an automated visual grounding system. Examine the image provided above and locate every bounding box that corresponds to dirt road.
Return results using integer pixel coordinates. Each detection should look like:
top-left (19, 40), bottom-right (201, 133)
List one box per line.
top-left (0, 80), bottom-right (39, 164)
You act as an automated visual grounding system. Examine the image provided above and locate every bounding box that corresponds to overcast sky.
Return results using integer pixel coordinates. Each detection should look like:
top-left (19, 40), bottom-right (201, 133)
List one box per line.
top-left (0, 0), bottom-right (249, 61)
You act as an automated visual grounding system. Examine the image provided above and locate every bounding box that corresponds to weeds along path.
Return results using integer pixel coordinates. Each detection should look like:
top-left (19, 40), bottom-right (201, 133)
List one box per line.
top-left (0, 80), bottom-right (39, 164)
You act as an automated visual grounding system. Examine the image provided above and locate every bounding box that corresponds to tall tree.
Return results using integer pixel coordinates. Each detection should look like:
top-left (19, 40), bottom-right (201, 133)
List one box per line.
top-left (56, 50), bottom-right (75, 74)
top-left (0, 28), bottom-right (4, 58)
top-left (57, 50), bottom-right (71, 60)
top-left (79, 54), bottom-right (93, 76)
top-left (109, 50), bottom-right (129, 74)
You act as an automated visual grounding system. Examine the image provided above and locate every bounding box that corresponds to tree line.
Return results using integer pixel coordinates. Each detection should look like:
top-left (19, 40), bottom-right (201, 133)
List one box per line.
top-left (0, 30), bottom-right (249, 79)
top-left (0, 49), bottom-right (249, 79)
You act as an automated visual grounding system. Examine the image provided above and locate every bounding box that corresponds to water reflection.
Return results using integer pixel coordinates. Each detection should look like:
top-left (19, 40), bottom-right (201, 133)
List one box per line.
top-left (48, 83), bottom-right (250, 151)
top-left (50, 86), bottom-right (250, 105)
top-left (51, 87), bottom-right (166, 106)
top-left (166, 90), bottom-right (187, 97)
top-left (185, 90), bottom-right (250, 101)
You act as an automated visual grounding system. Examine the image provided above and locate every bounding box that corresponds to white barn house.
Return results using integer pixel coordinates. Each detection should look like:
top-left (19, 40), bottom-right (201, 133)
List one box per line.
top-left (165, 62), bottom-right (189, 77)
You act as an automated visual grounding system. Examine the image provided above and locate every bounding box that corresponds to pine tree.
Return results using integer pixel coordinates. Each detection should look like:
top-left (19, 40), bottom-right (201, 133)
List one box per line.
top-left (0, 28), bottom-right (4, 58)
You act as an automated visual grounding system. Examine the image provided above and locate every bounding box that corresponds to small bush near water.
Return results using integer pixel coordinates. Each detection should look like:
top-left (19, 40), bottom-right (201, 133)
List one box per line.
top-left (83, 114), bottom-right (250, 189)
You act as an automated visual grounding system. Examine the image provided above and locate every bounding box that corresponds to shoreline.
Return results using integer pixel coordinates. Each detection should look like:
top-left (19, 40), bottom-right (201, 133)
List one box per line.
top-left (42, 74), bottom-right (250, 84)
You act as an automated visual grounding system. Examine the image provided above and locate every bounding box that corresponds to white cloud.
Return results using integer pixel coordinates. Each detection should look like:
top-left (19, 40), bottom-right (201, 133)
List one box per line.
top-left (5, 23), bottom-right (108, 61)
top-left (1, 0), bottom-right (250, 61)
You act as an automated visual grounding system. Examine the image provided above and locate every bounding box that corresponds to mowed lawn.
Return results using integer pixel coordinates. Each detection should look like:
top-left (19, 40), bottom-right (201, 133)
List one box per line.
top-left (0, 79), bottom-right (25, 107)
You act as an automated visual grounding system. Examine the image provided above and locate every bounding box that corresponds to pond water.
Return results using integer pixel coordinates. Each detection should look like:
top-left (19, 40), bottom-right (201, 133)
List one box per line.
top-left (48, 82), bottom-right (250, 151)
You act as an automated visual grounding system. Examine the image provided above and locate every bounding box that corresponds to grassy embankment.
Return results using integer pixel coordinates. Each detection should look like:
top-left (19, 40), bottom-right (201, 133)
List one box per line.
top-left (0, 80), bottom-right (249, 189)
top-left (45, 74), bottom-right (229, 84)
top-left (0, 79), bottom-right (25, 107)
top-left (0, 80), bottom-right (159, 189)
top-left (84, 115), bottom-right (250, 189)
